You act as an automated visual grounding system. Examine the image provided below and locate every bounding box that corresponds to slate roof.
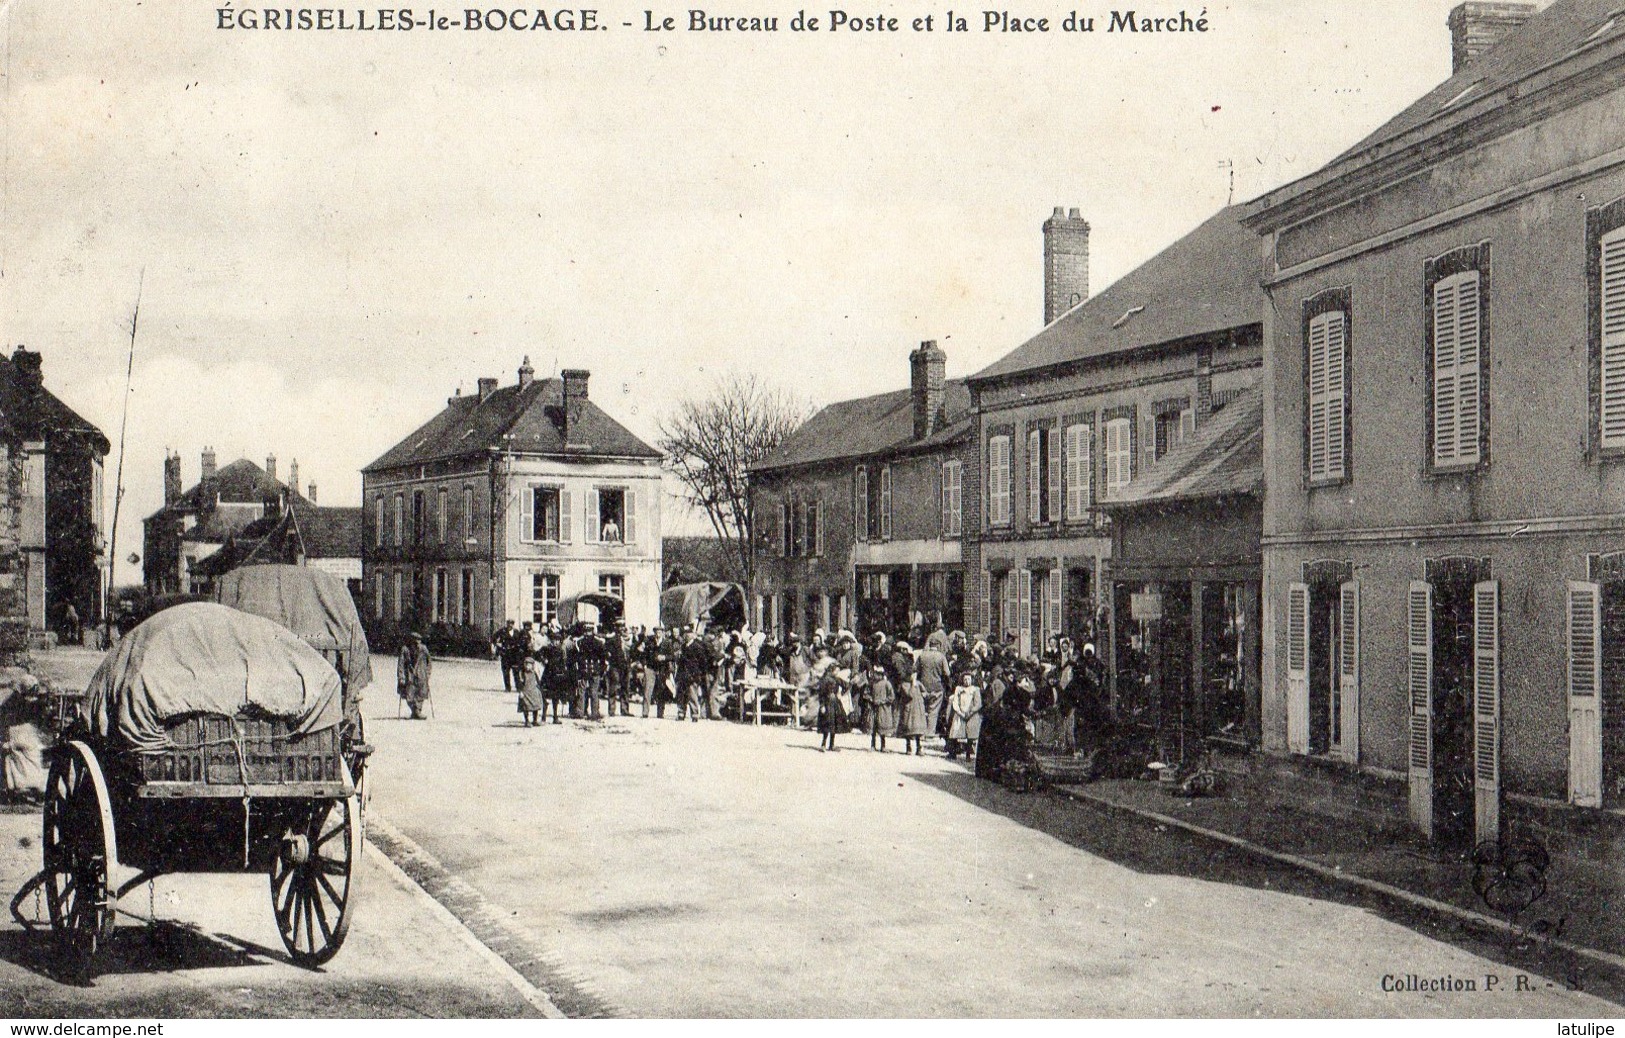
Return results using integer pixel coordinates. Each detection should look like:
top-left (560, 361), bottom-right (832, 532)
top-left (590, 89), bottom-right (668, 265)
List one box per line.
top-left (149, 458), bottom-right (297, 525)
top-left (190, 503), bottom-right (362, 577)
top-left (970, 207), bottom-right (1264, 384)
top-left (1339, 0), bottom-right (1621, 162)
top-left (1101, 386), bottom-right (1262, 509)
top-left (749, 381), bottom-right (972, 474)
top-left (363, 377), bottom-right (660, 473)
top-left (0, 353), bottom-right (110, 453)
top-left (289, 503), bottom-right (363, 560)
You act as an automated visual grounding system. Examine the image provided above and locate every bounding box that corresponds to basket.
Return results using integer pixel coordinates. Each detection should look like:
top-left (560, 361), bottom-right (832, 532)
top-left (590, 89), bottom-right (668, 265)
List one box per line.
top-left (138, 714), bottom-right (343, 786)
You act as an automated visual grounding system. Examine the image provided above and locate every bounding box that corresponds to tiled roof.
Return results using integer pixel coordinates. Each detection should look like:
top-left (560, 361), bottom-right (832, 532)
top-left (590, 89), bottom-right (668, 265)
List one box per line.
top-left (970, 207), bottom-right (1264, 384)
top-left (0, 353), bottom-right (110, 453)
top-left (1102, 386), bottom-right (1262, 508)
top-left (1339, 0), bottom-right (1619, 162)
top-left (750, 381), bottom-right (972, 473)
top-left (149, 458), bottom-right (296, 524)
top-left (289, 503), bottom-right (362, 560)
top-left (191, 503), bottom-right (362, 576)
top-left (363, 377), bottom-right (660, 473)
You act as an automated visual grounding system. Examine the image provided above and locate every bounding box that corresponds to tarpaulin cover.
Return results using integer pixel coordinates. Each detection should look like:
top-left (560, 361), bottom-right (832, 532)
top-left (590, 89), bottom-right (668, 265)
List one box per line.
top-left (217, 565), bottom-right (373, 692)
top-left (660, 583), bottom-right (743, 629)
top-left (82, 602), bottom-right (344, 752)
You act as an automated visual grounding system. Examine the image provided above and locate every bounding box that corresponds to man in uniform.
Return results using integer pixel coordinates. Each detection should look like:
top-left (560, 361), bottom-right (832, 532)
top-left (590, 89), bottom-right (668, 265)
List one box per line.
top-left (677, 625), bottom-right (712, 722)
top-left (604, 622), bottom-right (632, 717)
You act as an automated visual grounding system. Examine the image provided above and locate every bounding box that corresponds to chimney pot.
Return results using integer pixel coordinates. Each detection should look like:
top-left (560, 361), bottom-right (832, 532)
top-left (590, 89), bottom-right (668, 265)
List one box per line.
top-left (1043, 206), bottom-right (1091, 326)
top-left (518, 355), bottom-right (535, 389)
top-left (266, 453), bottom-right (277, 481)
top-left (1448, 2), bottom-right (1538, 74)
top-left (477, 377), bottom-right (498, 402)
top-left (288, 459), bottom-right (300, 494)
top-left (308, 482), bottom-right (318, 504)
top-left (163, 451), bottom-right (182, 506)
top-left (201, 447), bottom-right (217, 484)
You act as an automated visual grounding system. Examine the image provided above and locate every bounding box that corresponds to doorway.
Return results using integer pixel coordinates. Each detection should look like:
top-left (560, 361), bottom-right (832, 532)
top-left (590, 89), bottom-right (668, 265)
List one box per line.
top-left (1431, 575), bottom-right (1477, 851)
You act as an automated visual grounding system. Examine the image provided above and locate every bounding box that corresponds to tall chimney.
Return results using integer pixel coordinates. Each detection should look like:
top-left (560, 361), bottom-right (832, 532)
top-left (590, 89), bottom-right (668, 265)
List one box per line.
top-left (1043, 207), bottom-right (1091, 326)
top-left (266, 453), bottom-right (277, 481)
top-left (561, 369), bottom-right (590, 445)
top-left (910, 341), bottom-right (948, 441)
top-left (477, 377), bottom-right (498, 401)
top-left (517, 355), bottom-right (535, 390)
top-left (200, 446), bottom-right (217, 483)
top-left (11, 347), bottom-right (43, 435)
top-left (308, 482), bottom-right (318, 504)
top-left (163, 452), bottom-right (182, 505)
top-left (1448, 2), bottom-right (1537, 74)
top-left (288, 459), bottom-right (300, 494)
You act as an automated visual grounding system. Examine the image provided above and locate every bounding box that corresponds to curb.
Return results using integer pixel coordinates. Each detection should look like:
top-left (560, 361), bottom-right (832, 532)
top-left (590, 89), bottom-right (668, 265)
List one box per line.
top-left (366, 812), bottom-right (626, 1019)
top-left (1055, 783), bottom-right (1625, 977)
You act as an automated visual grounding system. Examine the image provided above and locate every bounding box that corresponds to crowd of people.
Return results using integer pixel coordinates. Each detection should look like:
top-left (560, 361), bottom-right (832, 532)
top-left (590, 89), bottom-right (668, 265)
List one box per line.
top-left (471, 614), bottom-right (1113, 785)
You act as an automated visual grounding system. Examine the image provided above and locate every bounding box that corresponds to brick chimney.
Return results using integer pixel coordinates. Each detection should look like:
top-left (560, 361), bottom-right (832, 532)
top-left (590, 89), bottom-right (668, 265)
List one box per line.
top-left (477, 377), bottom-right (498, 402)
top-left (288, 458), bottom-right (299, 494)
top-left (1043, 207), bottom-right (1091, 326)
top-left (910, 340), bottom-right (947, 441)
top-left (308, 482), bottom-right (318, 504)
top-left (561, 369), bottom-right (590, 445)
top-left (11, 347), bottom-right (43, 436)
top-left (1448, 2), bottom-right (1537, 74)
top-left (517, 355), bottom-right (535, 390)
top-left (163, 451), bottom-right (182, 505)
top-left (200, 446), bottom-right (217, 483)
top-left (265, 453), bottom-right (277, 481)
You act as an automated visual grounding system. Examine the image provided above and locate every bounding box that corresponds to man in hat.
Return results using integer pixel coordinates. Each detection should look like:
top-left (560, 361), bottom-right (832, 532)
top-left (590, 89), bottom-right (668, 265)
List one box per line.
top-left (604, 622), bottom-right (632, 717)
top-left (397, 631), bottom-right (432, 720)
top-left (676, 624), bottom-right (711, 721)
top-left (491, 619), bottom-right (520, 691)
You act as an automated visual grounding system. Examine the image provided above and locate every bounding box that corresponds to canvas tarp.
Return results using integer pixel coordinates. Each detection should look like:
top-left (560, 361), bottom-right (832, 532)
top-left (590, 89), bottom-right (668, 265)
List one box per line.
top-left (217, 564), bottom-right (373, 692)
top-left (660, 583), bottom-right (743, 630)
top-left (82, 602), bottom-right (344, 753)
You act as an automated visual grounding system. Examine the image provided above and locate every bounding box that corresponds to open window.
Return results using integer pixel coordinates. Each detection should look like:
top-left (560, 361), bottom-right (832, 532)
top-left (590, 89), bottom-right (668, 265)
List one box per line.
top-left (525, 486), bottom-right (562, 543)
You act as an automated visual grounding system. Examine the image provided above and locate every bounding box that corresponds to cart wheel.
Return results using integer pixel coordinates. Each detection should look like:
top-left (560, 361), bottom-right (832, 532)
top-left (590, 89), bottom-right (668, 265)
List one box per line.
top-left (270, 794), bottom-right (360, 967)
top-left (42, 742), bottom-right (118, 974)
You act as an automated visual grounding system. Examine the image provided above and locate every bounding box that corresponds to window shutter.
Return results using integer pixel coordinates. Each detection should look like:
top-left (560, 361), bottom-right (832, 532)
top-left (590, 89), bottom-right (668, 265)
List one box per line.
top-left (879, 466), bottom-right (893, 541)
top-left (559, 488), bottom-right (573, 543)
top-left (1286, 583), bottom-right (1310, 755)
top-left (521, 485), bottom-right (535, 543)
top-left (1456, 275), bottom-right (1482, 464)
top-left (1338, 581), bottom-right (1361, 765)
top-left (781, 502), bottom-right (791, 557)
top-left (1180, 410), bottom-right (1195, 444)
top-left (1434, 277), bottom-right (1460, 464)
top-left (585, 489), bottom-right (600, 544)
top-left (1027, 428), bottom-right (1042, 523)
top-left (1473, 580), bottom-right (1500, 844)
top-left (1324, 315), bottom-right (1346, 478)
top-left (980, 568), bottom-right (992, 634)
top-left (1568, 581), bottom-right (1604, 807)
top-left (1407, 580), bottom-right (1434, 835)
top-left (815, 500), bottom-right (825, 556)
top-left (1048, 567), bottom-right (1062, 643)
top-left (1003, 571), bottom-right (1019, 643)
top-left (1017, 569), bottom-right (1032, 656)
top-left (940, 462), bottom-right (952, 538)
top-left (1307, 312), bottom-right (1347, 482)
top-left (1434, 272), bottom-right (1482, 466)
top-left (1601, 230), bottom-right (1625, 449)
top-left (1046, 428), bottom-right (1062, 522)
top-left (855, 467), bottom-right (868, 542)
top-left (1141, 414), bottom-right (1156, 474)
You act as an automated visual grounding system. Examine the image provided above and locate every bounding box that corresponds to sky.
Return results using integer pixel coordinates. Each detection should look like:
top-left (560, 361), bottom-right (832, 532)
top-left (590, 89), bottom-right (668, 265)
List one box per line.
top-left (0, 0), bottom-right (1493, 583)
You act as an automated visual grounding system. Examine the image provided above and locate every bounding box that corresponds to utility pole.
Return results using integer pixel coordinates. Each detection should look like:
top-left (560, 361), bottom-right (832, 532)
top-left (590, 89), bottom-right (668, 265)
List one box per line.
top-left (103, 271), bottom-right (142, 647)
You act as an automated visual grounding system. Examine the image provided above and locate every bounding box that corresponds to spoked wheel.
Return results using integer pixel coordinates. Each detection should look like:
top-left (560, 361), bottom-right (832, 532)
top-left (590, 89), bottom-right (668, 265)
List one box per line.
top-left (269, 794), bottom-right (360, 967)
top-left (41, 742), bottom-right (118, 975)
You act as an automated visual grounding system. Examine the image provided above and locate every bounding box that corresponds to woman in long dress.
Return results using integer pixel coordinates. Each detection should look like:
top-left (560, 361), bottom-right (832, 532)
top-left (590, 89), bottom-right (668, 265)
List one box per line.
top-left (517, 653), bottom-right (545, 727)
top-left (816, 668), bottom-right (848, 752)
top-left (895, 668), bottom-right (929, 756)
top-left (867, 663), bottom-right (896, 752)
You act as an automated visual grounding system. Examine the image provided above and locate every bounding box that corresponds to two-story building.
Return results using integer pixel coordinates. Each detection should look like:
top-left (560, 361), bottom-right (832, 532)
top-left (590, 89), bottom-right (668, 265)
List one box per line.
top-left (144, 451), bottom-right (301, 597)
top-left (1246, 0), bottom-right (1625, 849)
top-left (749, 342), bottom-right (971, 640)
top-left (362, 360), bottom-right (663, 637)
top-left (965, 206), bottom-right (1265, 690)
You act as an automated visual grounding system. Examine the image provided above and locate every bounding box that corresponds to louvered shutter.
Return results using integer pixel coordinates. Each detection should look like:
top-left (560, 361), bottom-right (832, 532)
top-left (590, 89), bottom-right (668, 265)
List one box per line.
top-left (1018, 570), bottom-right (1032, 656)
top-left (879, 466), bottom-right (893, 541)
top-left (1048, 567), bottom-right (1063, 644)
top-left (941, 461), bottom-right (952, 538)
top-left (1472, 581), bottom-right (1501, 843)
top-left (1308, 316), bottom-right (1328, 479)
top-left (1568, 581), bottom-right (1604, 807)
top-left (815, 500), bottom-right (825, 556)
top-left (586, 489), bottom-right (601, 544)
top-left (1047, 428), bottom-right (1062, 523)
top-left (1407, 581), bottom-right (1435, 835)
top-left (559, 489), bottom-right (573, 542)
top-left (1434, 277), bottom-right (1460, 464)
top-left (1434, 272), bottom-right (1482, 466)
top-left (1180, 409), bottom-right (1195, 444)
top-left (980, 568), bottom-right (992, 634)
top-left (1028, 428), bottom-right (1042, 523)
top-left (1338, 581), bottom-right (1361, 765)
top-left (1324, 315), bottom-right (1347, 478)
top-left (1004, 571), bottom-right (1020, 644)
top-left (1286, 583), bottom-right (1310, 754)
top-left (521, 485), bottom-right (535, 543)
top-left (625, 488), bottom-right (639, 544)
top-left (855, 467), bottom-right (868, 541)
top-left (1601, 230), bottom-right (1625, 449)
top-left (1141, 415), bottom-right (1156, 474)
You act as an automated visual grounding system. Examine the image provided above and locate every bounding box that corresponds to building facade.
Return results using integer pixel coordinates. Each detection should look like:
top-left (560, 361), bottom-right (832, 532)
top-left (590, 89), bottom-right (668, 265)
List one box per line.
top-left (750, 342), bottom-right (970, 640)
top-left (964, 207), bottom-right (1265, 675)
top-left (144, 451), bottom-right (302, 597)
top-left (1247, 0), bottom-right (1625, 848)
top-left (362, 361), bottom-right (663, 637)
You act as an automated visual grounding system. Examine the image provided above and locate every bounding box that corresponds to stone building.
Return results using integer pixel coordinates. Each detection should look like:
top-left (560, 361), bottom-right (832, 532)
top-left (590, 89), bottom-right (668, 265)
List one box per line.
top-left (362, 360), bottom-right (663, 634)
top-left (143, 451), bottom-right (303, 597)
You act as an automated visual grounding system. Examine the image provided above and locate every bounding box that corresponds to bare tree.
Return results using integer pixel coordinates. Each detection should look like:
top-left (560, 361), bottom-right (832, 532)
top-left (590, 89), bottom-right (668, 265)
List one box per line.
top-left (659, 374), bottom-right (813, 588)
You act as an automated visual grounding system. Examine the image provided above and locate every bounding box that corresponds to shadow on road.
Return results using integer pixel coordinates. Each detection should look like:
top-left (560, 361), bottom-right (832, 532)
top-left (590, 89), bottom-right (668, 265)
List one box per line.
top-left (905, 767), bottom-right (1625, 1008)
top-left (0, 921), bottom-right (269, 985)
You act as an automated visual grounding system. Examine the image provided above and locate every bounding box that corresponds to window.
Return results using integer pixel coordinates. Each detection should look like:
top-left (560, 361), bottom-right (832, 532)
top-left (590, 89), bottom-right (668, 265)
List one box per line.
top-left (592, 487), bottom-right (628, 543)
top-left (1599, 226), bottom-right (1625, 450)
top-left (1065, 424), bottom-right (1092, 519)
top-left (524, 486), bottom-right (561, 543)
top-left (412, 490), bottom-right (426, 544)
top-left (374, 572), bottom-right (385, 619)
top-left (853, 468), bottom-right (868, 542)
top-left (374, 495), bottom-right (385, 547)
top-left (392, 494), bottom-right (404, 546)
top-left (878, 465), bottom-right (892, 541)
top-left (531, 573), bottom-right (559, 626)
top-left (463, 485), bottom-right (475, 542)
top-left (1154, 410), bottom-right (1181, 462)
top-left (392, 570), bottom-right (403, 619)
top-left (988, 435), bottom-right (1012, 527)
top-left (433, 568), bottom-right (448, 621)
top-left (805, 499), bottom-right (824, 557)
top-left (1028, 427), bottom-right (1043, 523)
top-left (460, 569), bottom-right (474, 625)
top-left (941, 460), bottom-right (962, 538)
top-left (1431, 267), bottom-right (1484, 468)
top-left (1104, 418), bottom-right (1133, 498)
top-left (1307, 306), bottom-right (1350, 483)
top-left (780, 500), bottom-right (792, 557)
top-left (437, 488), bottom-right (448, 543)
top-left (1046, 427), bottom-right (1062, 523)
top-left (599, 573), bottom-right (625, 600)
top-left (791, 500), bottom-right (805, 557)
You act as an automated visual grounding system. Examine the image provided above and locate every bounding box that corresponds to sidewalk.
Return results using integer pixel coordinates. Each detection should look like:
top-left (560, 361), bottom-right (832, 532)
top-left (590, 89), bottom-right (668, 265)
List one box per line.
top-left (1052, 760), bottom-right (1625, 974)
